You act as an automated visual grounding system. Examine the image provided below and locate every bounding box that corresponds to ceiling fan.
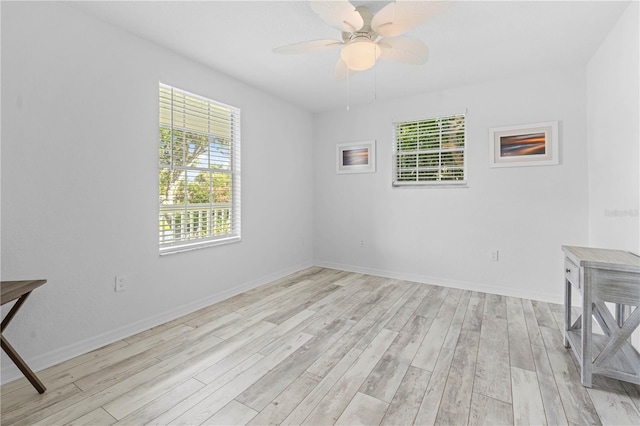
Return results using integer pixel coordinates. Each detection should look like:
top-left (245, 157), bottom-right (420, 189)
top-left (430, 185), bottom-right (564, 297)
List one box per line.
top-left (273, 0), bottom-right (448, 79)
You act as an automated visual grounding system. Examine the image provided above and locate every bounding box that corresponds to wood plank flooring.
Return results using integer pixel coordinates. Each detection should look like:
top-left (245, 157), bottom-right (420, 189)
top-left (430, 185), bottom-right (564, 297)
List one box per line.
top-left (2, 267), bottom-right (639, 425)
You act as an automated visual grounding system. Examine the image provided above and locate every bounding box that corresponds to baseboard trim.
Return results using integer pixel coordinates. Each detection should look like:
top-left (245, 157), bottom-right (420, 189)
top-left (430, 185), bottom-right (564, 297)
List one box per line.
top-left (1, 261), bottom-right (314, 385)
top-left (313, 260), bottom-right (562, 305)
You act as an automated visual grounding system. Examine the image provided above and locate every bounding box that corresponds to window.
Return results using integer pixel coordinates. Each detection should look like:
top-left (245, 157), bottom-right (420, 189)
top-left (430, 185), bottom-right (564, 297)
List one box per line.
top-left (159, 83), bottom-right (241, 254)
top-left (393, 113), bottom-right (466, 186)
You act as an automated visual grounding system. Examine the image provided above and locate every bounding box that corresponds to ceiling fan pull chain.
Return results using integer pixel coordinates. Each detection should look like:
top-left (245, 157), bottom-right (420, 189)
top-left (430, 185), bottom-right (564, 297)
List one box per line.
top-left (346, 68), bottom-right (350, 111)
top-left (374, 51), bottom-right (377, 101)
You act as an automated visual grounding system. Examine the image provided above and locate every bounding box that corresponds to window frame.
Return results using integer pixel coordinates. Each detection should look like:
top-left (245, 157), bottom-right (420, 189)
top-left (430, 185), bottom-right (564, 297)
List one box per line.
top-left (392, 112), bottom-right (467, 187)
top-left (158, 83), bottom-right (241, 255)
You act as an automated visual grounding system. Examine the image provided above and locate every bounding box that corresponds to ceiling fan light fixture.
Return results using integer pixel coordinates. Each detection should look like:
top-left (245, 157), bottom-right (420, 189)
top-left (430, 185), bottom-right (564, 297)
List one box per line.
top-left (275, 1), bottom-right (440, 78)
top-left (340, 38), bottom-right (381, 71)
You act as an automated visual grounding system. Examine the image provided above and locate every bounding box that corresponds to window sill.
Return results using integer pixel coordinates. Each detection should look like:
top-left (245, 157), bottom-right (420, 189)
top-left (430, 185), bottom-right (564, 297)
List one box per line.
top-left (393, 181), bottom-right (468, 188)
top-left (160, 235), bottom-right (241, 256)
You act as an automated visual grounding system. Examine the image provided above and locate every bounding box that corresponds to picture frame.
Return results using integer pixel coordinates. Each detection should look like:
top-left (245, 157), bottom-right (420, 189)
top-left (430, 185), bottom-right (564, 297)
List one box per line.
top-left (336, 140), bottom-right (376, 174)
top-left (489, 121), bottom-right (559, 167)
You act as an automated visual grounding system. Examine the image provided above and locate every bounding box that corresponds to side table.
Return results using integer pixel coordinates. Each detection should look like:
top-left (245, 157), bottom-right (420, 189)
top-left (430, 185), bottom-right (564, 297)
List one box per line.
top-left (1, 280), bottom-right (47, 393)
top-left (562, 246), bottom-right (640, 387)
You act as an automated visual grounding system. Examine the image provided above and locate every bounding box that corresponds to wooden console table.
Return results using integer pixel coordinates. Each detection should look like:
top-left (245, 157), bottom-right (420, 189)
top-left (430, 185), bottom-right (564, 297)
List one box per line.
top-left (1, 280), bottom-right (47, 393)
top-left (562, 246), bottom-right (640, 387)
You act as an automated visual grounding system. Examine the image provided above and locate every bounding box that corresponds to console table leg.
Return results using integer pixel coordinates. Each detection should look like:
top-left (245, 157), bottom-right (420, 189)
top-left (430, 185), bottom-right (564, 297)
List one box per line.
top-left (0, 335), bottom-right (46, 394)
top-left (616, 304), bottom-right (625, 328)
top-left (581, 298), bottom-right (593, 388)
top-left (564, 280), bottom-right (571, 348)
top-left (1, 292), bottom-right (31, 332)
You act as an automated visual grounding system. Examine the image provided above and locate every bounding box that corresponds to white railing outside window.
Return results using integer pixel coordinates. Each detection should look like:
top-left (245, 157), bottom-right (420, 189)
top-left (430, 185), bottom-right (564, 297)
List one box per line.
top-left (159, 203), bottom-right (233, 246)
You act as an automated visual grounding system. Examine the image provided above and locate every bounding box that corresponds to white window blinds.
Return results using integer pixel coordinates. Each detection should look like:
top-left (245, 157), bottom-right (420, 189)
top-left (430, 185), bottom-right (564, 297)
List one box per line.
top-left (159, 83), bottom-right (241, 254)
top-left (393, 114), bottom-right (466, 186)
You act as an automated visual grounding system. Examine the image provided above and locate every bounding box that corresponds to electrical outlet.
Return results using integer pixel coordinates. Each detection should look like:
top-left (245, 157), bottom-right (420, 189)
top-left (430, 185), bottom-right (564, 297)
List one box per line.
top-left (360, 240), bottom-right (365, 247)
top-left (490, 250), bottom-right (499, 262)
top-left (115, 276), bottom-right (126, 292)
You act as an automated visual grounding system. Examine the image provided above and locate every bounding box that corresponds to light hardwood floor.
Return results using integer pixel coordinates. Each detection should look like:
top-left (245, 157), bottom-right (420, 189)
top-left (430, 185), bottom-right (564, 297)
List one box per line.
top-left (1, 267), bottom-right (639, 425)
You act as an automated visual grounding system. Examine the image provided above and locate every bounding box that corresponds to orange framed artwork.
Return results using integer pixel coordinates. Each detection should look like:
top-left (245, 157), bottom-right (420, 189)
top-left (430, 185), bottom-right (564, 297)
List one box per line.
top-left (489, 121), bottom-right (559, 167)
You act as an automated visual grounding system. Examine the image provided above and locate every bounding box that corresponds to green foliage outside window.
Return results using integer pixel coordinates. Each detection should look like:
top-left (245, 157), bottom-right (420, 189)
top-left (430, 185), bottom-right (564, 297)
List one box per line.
top-left (394, 114), bottom-right (465, 184)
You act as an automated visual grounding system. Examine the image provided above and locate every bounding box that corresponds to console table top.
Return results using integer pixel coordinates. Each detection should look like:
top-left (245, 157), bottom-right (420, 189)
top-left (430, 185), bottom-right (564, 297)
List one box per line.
top-left (562, 245), bottom-right (640, 273)
top-left (1, 280), bottom-right (47, 305)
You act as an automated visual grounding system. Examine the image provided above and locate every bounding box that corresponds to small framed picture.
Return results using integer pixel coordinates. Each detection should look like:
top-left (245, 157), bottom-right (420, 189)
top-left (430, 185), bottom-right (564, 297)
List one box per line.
top-left (336, 140), bottom-right (376, 174)
top-left (489, 121), bottom-right (559, 167)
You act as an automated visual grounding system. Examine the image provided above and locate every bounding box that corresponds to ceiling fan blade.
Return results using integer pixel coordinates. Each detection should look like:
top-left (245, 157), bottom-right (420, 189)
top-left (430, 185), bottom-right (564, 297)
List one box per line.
top-left (310, 0), bottom-right (364, 33)
top-left (273, 39), bottom-right (343, 54)
top-left (378, 36), bottom-right (428, 64)
top-left (335, 58), bottom-right (351, 81)
top-left (372, 0), bottom-right (450, 37)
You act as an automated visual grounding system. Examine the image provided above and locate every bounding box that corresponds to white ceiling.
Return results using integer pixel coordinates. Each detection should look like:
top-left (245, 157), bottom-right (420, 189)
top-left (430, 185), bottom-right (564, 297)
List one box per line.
top-left (69, 0), bottom-right (630, 112)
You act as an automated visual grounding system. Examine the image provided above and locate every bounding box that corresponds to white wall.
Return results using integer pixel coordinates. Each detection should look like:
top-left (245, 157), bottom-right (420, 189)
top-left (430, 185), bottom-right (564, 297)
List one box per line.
top-left (313, 68), bottom-right (590, 303)
top-left (587, 1), bottom-right (639, 254)
top-left (586, 2), bottom-right (640, 349)
top-left (1, 2), bottom-right (314, 382)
